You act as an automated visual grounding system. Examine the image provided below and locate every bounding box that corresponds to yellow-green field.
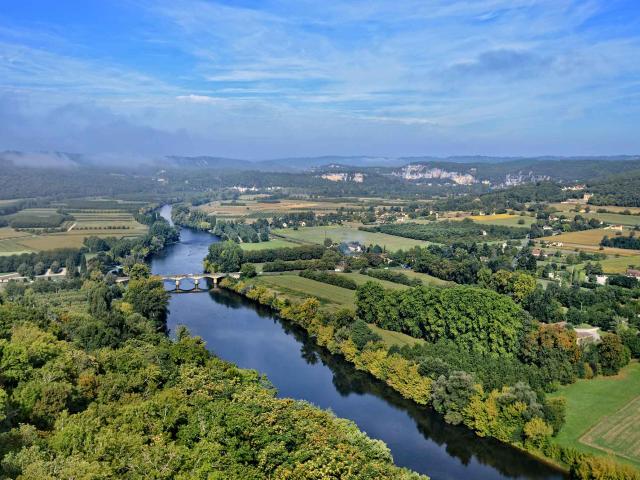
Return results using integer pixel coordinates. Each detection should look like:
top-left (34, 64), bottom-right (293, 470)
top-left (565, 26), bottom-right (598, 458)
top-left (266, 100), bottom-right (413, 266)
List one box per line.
top-left (583, 212), bottom-right (640, 227)
top-left (540, 228), bottom-right (640, 256)
top-left (341, 272), bottom-right (409, 290)
top-left (550, 362), bottom-right (640, 468)
top-left (272, 224), bottom-right (433, 251)
top-left (550, 203), bottom-right (640, 215)
top-left (251, 273), bottom-right (425, 349)
top-left (368, 324), bottom-right (424, 348)
top-left (391, 268), bottom-right (452, 286)
top-left (240, 238), bottom-right (300, 251)
top-left (453, 213), bottom-right (536, 227)
top-left (581, 396), bottom-right (640, 464)
top-left (598, 255), bottom-right (640, 274)
top-left (0, 211), bottom-right (147, 254)
top-left (255, 274), bottom-right (356, 310)
top-left (198, 198), bottom-right (361, 219)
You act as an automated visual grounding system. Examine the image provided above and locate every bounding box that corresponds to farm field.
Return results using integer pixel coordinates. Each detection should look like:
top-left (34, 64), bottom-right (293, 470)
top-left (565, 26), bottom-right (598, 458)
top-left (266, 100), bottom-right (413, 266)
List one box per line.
top-left (550, 203), bottom-right (640, 215)
top-left (550, 362), bottom-right (640, 467)
top-left (583, 212), bottom-right (640, 226)
top-left (240, 238), bottom-right (300, 251)
top-left (198, 198), bottom-right (361, 219)
top-left (540, 228), bottom-right (640, 256)
top-left (0, 211), bottom-right (148, 254)
top-left (581, 396), bottom-right (640, 464)
top-left (391, 268), bottom-right (452, 286)
top-left (71, 211), bottom-right (147, 232)
top-left (368, 324), bottom-right (424, 348)
top-left (272, 224), bottom-right (433, 251)
top-left (0, 227), bottom-right (31, 240)
top-left (341, 272), bottom-right (409, 290)
top-left (598, 255), bottom-right (640, 274)
top-left (254, 274), bottom-right (356, 309)
top-left (462, 213), bottom-right (536, 227)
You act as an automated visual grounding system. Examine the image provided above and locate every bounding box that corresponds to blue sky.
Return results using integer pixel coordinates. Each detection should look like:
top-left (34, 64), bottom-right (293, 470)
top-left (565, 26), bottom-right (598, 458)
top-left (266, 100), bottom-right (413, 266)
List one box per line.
top-left (1, 0), bottom-right (639, 159)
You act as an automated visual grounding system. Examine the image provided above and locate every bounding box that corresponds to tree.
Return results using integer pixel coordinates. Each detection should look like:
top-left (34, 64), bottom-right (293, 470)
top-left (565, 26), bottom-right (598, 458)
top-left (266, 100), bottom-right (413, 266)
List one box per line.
top-left (523, 417), bottom-right (553, 449)
top-left (124, 276), bottom-right (169, 330)
top-left (355, 281), bottom-right (385, 323)
top-left (17, 262), bottom-right (33, 278)
top-left (597, 333), bottom-right (631, 375)
top-left (33, 262), bottom-right (46, 276)
top-left (432, 371), bottom-right (482, 425)
top-left (350, 319), bottom-right (382, 350)
top-left (128, 263), bottom-right (150, 280)
top-left (205, 241), bottom-right (243, 273)
top-left (543, 397), bottom-right (566, 435)
top-left (240, 263), bottom-right (257, 279)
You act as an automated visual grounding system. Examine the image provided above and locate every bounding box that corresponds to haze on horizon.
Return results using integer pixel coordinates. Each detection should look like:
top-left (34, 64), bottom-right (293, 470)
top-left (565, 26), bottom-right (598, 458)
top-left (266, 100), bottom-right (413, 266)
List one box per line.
top-left (1, 0), bottom-right (639, 160)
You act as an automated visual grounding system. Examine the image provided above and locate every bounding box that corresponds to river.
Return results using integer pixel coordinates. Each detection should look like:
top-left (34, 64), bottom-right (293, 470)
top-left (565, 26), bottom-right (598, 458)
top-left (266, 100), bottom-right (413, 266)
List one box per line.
top-left (151, 205), bottom-right (566, 480)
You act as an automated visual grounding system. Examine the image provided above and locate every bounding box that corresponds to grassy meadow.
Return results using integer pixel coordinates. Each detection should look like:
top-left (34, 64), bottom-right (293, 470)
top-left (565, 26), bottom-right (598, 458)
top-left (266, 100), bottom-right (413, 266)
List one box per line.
top-left (198, 198), bottom-right (362, 220)
top-left (550, 362), bottom-right (640, 467)
top-left (0, 210), bottom-right (148, 254)
top-left (540, 228), bottom-right (640, 256)
top-left (239, 238), bottom-right (300, 251)
top-left (272, 224), bottom-right (432, 251)
top-left (460, 213), bottom-right (536, 227)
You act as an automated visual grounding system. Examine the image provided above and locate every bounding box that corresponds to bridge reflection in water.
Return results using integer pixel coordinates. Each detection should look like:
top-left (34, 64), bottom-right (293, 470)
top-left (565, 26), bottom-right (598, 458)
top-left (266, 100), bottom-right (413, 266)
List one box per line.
top-left (116, 272), bottom-right (239, 293)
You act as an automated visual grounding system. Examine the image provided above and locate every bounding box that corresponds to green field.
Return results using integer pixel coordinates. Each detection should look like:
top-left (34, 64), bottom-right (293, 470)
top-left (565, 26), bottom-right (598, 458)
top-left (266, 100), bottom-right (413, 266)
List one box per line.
top-left (461, 213), bottom-right (536, 227)
top-left (0, 210), bottom-right (147, 254)
top-left (583, 212), bottom-right (640, 227)
top-left (252, 273), bottom-right (424, 348)
top-left (368, 324), bottom-right (424, 348)
top-left (598, 255), bottom-right (640, 274)
top-left (341, 272), bottom-right (409, 290)
top-left (255, 274), bottom-right (356, 309)
top-left (581, 396), bottom-right (640, 463)
top-left (272, 224), bottom-right (433, 251)
top-left (390, 268), bottom-right (452, 286)
top-left (550, 362), bottom-right (640, 467)
top-left (240, 238), bottom-right (300, 251)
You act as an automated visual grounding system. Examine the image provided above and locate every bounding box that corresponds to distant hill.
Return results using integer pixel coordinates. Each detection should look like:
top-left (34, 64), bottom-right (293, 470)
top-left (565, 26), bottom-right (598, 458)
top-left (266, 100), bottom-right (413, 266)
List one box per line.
top-left (2, 151), bottom-right (640, 188)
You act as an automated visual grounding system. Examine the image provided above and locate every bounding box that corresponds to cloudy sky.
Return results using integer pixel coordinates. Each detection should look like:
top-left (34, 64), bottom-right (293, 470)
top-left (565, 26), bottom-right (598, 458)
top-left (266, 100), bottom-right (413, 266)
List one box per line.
top-left (1, 0), bottom-right (639, 158)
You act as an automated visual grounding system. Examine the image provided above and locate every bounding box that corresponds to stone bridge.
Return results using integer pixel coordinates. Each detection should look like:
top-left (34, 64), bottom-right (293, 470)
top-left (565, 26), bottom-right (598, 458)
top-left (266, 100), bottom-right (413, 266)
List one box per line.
top-left (116, 272), bottom-right (240, 292)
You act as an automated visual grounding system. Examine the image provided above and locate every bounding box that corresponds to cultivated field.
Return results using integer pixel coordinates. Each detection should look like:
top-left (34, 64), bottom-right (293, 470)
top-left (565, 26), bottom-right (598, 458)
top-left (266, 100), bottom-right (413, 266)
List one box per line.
top-left (550, 362), bottom-right (640, 467)
top-left (240, 238), bottom-right (300, 251)
top-left (255, 274), bottom-right (356, 309)
top-left (540, 228), bottom-right (640, 256)
top-left (581, 396), bottom-right (640, 463)
top-left (0, 210), bottom-right (147, 254)
top-left (368, 324), bottom-right (424, 348)
top-left (272, 224), bottom-right (432, 251)
top-left (598, 255), bottom-right (640, 274)
top-left (390, 268), bottom-right (452, 286)
top-left (550, 203), bottom-right (640, 215)
top-left (583, 212), bottom-right (640, 227)
top-left (341, 272), bottom-right (409, 290)
top-left (463, 213), bottom-right (536, 227)
top-left (198, 198), bottom-right (361, 219)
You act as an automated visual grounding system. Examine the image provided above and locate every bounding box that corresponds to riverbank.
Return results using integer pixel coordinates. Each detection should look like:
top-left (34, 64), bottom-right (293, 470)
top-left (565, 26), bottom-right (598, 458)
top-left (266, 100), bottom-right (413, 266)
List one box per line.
top-left (218, 275), bottom-right (639, 480)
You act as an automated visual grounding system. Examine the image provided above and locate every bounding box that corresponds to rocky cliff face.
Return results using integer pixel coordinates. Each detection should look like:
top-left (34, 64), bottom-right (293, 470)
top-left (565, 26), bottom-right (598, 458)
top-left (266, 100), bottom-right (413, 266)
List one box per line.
top-left (392, 164), bottom-right (476, 185)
